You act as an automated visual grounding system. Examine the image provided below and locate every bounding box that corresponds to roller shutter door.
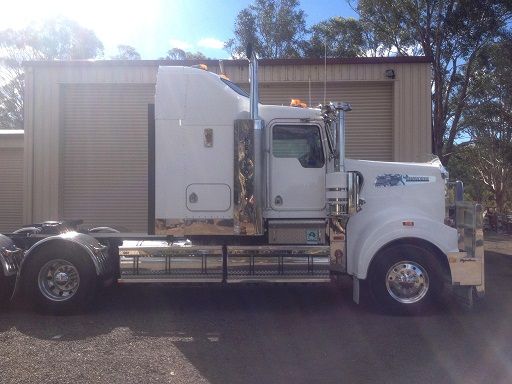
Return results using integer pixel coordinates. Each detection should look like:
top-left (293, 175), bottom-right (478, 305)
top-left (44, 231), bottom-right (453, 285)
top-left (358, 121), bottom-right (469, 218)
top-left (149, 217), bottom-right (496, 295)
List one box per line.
top-left (61, 84), bottom-right (155, 232)
top-left (0, 148), bottom-right (23, 232)
top-left (259, 82), bottom-right (393, 161)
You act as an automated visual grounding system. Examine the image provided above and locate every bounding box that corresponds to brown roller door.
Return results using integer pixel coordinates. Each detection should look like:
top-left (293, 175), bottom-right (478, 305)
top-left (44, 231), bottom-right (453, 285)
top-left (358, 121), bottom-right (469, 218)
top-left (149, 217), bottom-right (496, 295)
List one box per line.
top-left (259, 82), bottom-right (393, 161)
top-left (0, 147), bottom-right (23, 232)
top-left (61, 84), bottom-right (155, 232)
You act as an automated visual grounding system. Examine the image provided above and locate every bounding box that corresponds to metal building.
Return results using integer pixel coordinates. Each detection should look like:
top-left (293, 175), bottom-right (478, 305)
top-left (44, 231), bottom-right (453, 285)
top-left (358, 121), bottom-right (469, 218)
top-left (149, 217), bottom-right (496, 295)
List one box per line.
top-left (16, 57), bottom-right (431, 232)
top-left (0, 130), bottom-right (24, 232)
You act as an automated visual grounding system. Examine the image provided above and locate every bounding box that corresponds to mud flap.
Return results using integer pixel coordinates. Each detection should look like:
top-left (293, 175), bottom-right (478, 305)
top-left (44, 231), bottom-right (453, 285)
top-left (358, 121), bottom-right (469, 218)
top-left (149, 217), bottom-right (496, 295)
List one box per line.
top-left (352, 276), bottom-right (360, 304)
top-left (451, 285), bottom-right (475, 309)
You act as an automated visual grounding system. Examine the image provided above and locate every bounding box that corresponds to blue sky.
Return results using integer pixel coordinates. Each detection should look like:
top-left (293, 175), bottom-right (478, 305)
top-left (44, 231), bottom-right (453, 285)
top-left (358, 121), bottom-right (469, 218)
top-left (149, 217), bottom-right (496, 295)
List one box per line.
top-left (0, 0), bottom-right (358, 59)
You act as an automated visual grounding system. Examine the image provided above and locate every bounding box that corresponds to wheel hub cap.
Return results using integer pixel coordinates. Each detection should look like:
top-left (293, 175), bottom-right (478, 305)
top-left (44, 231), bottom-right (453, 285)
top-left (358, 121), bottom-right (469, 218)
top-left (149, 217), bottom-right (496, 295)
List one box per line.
top-left (54, 272), bottom-right (70, 285)
top-left (38, 259), bottom-right (80, 302)
top-left (385, 261), bottom-right (429, 304)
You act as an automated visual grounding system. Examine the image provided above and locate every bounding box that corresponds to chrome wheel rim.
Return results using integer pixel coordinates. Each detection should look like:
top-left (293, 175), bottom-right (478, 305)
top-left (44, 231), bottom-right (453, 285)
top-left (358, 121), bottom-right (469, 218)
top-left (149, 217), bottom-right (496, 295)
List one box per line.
top-left (38, 259), bottom-right (80, 301)
top-left (385, 261), bottom-right (429, 304)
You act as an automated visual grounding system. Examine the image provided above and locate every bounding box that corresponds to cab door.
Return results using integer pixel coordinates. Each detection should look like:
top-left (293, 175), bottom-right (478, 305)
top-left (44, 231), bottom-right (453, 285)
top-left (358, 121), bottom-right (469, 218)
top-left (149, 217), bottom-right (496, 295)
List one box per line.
top-left (270, 123), bottom-right (326, 212)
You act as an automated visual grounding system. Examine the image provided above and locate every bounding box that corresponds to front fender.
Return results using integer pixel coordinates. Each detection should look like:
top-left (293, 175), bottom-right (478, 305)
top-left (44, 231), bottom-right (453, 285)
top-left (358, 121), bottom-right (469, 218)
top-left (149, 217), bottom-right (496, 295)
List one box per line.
top-left (347, 213), bottom-right (458, 280)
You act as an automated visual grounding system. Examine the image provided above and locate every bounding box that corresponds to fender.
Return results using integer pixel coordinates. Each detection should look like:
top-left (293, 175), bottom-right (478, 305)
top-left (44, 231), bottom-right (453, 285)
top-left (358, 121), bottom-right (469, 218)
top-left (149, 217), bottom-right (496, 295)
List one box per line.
top-left (19, 232), bottom-right (110, 277)
top-left (347, 210), bottom-right (458, 280)
top-left (0, 234), bottom-right (22, 277)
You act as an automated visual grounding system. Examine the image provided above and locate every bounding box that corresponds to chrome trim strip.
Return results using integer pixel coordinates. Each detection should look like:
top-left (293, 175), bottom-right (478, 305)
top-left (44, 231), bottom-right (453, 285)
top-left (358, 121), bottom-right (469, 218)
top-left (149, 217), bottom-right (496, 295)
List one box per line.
top-left (117, 277), bottom-right (330, 284)
top-left (154, 219), bottom-right (236, 236)
top-left (227, 245), bottom-right (330, 255)
top-left (227, 277), bottom-right (330, 283)
top-left (119, 245), bottom-right (223, 257)
top-left (118, 277), bottom-right (222, 283)
top-left (268, 219), bottom-right (326, 227)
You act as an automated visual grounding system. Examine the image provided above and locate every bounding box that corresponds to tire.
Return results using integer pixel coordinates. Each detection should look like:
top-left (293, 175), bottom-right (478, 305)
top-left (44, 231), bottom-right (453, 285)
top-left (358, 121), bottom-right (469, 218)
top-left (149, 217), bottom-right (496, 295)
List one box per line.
top-left (0, 273), bottom-right (15, 310)
top-left (22, 248), bottom-right (97, 314)
top-left (369, 244), bottom-right (443, 314)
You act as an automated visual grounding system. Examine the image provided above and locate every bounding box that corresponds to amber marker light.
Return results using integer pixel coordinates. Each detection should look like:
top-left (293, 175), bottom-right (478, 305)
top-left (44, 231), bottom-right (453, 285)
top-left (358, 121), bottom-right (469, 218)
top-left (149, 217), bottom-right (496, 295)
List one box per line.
top-left (290, 99), bottom-right (307, 108)
top-left (191, 64), bottom-right (208, 70)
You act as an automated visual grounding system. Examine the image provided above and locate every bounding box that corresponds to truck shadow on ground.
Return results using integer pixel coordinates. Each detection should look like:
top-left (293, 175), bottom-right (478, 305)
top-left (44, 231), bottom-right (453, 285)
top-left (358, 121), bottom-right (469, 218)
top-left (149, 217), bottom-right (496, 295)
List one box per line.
top-left (5, 281), bottom-right (357, 337)
top-left (4, 276), bottom-right (466, 340)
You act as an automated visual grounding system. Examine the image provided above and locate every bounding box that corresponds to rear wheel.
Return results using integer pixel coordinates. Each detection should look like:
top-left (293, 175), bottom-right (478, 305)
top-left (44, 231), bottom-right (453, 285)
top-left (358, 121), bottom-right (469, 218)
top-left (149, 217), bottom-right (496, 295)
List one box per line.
top-left (369, 244), bottom-right (442, 314)
top-left (22, 249), bottom-right (97, 314)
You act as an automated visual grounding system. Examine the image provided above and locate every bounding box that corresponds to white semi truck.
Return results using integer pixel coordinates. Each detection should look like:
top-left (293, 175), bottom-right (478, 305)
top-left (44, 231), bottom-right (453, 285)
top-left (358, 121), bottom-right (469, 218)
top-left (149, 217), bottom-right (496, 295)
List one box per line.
top-left (0, 51), bottom-right (484, 314)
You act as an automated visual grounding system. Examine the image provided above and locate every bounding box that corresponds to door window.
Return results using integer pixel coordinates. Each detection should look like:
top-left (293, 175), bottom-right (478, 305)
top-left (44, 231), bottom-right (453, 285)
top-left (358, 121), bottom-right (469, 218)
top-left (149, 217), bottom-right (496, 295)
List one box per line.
top-left (272, 125), bottom-right (325, 168)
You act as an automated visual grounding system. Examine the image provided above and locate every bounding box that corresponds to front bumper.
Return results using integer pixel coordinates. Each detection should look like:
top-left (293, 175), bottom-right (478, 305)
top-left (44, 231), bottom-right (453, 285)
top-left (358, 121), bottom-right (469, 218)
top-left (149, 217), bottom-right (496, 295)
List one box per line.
top-left (447, 201), bottom-right (485, 296)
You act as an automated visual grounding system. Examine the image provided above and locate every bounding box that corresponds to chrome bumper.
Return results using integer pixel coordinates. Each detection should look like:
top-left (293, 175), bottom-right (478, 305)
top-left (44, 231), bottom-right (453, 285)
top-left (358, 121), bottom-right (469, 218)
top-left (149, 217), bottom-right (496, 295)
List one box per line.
top-left (448, 202), bottom-right (484, 296)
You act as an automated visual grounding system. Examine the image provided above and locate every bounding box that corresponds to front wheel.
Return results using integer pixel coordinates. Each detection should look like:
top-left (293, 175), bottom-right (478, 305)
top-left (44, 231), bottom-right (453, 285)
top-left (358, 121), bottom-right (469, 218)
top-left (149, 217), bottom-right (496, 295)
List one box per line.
top-left (369, 244), bottom-right (443, 313)
top-left (22, 249), bottom-right (97, 314)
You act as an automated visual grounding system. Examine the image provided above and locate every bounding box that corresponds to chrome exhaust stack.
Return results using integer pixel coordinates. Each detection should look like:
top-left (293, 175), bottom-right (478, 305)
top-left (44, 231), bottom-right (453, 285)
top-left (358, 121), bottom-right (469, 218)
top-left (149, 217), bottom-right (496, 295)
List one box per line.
top-left (248, 45), bottom-right (259, 120)
top-left (233, 44), bottom-right (264, 236)
top-left (324, 102), bottom-right (357, 218)
top-left (334, 102), bottom-right (351, 173)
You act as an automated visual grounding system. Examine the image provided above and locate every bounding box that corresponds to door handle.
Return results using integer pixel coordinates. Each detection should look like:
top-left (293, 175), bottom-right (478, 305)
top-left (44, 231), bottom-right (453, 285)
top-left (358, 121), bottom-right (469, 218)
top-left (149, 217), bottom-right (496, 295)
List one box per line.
top-left (274, 195), bottom-right (283, 206)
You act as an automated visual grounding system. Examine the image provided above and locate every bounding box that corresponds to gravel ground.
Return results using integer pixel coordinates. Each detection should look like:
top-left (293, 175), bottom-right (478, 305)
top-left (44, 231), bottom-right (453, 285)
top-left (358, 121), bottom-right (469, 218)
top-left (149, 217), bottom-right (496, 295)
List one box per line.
top-left (0, 233), bottom-right (511, 384)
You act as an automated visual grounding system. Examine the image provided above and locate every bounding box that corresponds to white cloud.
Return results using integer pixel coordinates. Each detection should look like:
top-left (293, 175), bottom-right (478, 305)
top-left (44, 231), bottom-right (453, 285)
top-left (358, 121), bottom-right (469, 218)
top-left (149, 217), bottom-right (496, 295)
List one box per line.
top-left (197, 38), bottom-right (225, 50)
top-left (169, 39), bottom-right (193, 50)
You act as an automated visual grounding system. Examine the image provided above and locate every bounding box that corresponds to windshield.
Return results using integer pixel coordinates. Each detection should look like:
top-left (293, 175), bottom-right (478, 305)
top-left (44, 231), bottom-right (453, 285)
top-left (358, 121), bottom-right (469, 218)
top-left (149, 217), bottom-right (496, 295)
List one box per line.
top-left (221, 78), bottom-right (249, 98)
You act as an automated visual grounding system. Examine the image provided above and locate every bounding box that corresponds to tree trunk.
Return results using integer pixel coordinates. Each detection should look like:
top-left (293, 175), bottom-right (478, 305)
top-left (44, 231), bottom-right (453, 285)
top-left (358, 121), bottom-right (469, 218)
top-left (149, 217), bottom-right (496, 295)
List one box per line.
top-left (496, 189), bottom-right (505, 213)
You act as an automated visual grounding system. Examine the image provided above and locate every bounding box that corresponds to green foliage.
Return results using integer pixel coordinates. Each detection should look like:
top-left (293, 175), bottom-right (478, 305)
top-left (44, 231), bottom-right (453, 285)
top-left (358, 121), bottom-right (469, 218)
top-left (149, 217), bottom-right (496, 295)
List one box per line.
top-left (225, 0), bottom-right (307, 58)
top-left (162, 48), bottom-right (208, 60)
top-left (111, 45), bottom-right (141, 60)
top-left (448, 144), bottom-right (503, 209)
top-left (0, 17), bottom-right (104, 130)
top-left (0, 46), bottom-right (35, 130)
top-left (354, 0), bottom-right (512, 163)
top-left (304, 17), bottom-right (379, 58)
top-left (449, 40), bottom-right (512, 212)
top-left (32, 17), bottom-right (104, 60)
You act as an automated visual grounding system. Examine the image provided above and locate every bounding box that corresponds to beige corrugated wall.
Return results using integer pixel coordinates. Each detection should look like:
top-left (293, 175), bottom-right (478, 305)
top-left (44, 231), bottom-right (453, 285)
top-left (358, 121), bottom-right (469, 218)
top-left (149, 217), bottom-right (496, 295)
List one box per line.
top-left (23, 64), bottom-right (158, 225)
top-left (0, 132), bottom-right (24, 232)
top-left (23, 60), bottom-right (431, 227)
top-left (256, 82), bottom-right (393, 161)
top-left (61, 84), bottom-right (155, 231)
